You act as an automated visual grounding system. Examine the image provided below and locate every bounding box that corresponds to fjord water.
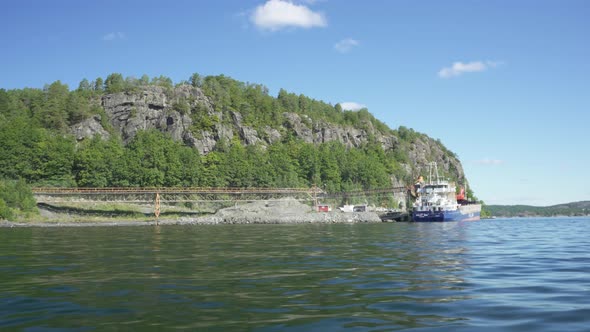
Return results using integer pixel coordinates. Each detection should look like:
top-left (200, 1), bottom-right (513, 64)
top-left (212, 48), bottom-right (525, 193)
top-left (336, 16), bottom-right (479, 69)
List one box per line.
top-left (1, 218), bottom-right (589, 331)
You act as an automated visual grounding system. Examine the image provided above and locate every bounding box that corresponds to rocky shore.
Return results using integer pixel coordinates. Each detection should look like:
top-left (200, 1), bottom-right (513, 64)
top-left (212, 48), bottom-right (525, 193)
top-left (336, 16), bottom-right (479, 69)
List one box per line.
top-left (1, 198), bottom-right (382, 227)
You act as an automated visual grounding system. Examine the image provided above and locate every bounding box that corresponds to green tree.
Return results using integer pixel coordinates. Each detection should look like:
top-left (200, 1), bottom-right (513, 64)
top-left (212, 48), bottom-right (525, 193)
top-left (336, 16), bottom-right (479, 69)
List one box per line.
top-left (246, 145), bottom-right (275, 187)
top-left (94, 77), bottom-right (104, 92)
top-left (189, 73), bottom-right (202, 88)
top-left (177, 146), bottom-right (202, 186)
top-left (29, 130), bottom-right (76, 186)
top-left (0, 179), bottom-right (37, 220)
top-left (0, 198), bottom-right (13, 220)
top-left (296, 143), bottom-right (320, 185)
top-left (74, 136), bottom-right (121, 187)
top-left (124, 76), bottom-right (141, 92)
top-left (0, 89), bottom-right (9, 115)
top-left (277, 89), bottom-right (299, 113)
top-left (200, 151), bottom-right (227, 187)
top-left (139, 74), bottom-right (150, 86)
top-left (66, 92), bottom-right (91, 124)
top-left (151, 75), bottom-right (173, 89)
top-left (123, 130), bottom-right (186, 187)
top-left (105, 73), bottom-right (125, 93)
top-left (222, 139), bottom-right (253, 187)
top-left (268, 144), bottom-right (300, 187)
top-left (78, 78), bottom-right (92, 92)
top-left (318, 143), bottom-right (342, 192)
top-left (0, 115), bottom-right (37, 179)
top-left (38, 81), bottom-right (69, 131)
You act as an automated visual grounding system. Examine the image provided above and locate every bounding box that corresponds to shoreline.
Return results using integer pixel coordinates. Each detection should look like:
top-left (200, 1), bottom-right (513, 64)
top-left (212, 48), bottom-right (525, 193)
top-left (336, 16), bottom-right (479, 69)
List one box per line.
top-left (0, 211), bottom-right (383, 227)
top-left (1, 198), bottom-right (384, 227)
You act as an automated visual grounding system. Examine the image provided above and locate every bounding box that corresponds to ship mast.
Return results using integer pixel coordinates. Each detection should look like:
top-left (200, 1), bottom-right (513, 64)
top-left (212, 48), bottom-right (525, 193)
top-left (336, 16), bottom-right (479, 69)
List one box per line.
top-left (428, 162), bottom-right (440, 184)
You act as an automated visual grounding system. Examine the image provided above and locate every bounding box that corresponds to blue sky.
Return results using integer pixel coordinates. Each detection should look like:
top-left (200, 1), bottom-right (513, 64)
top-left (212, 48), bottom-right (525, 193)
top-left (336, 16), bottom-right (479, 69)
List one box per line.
top-left (1, 0), bottom-right (588, 206)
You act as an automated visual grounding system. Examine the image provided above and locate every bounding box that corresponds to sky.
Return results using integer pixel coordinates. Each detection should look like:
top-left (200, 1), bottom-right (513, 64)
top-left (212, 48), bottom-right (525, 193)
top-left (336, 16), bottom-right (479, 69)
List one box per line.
top-left (1, 0), bottom-right (588, 206)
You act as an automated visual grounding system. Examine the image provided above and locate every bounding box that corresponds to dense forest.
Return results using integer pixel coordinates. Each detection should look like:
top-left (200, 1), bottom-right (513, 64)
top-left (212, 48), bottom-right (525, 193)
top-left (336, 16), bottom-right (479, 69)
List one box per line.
top-left (0, 73), bottom-right (466, 220)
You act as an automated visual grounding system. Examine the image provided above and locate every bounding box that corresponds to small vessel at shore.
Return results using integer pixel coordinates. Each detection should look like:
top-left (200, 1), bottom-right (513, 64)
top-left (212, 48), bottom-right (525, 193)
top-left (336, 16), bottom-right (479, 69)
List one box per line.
top-left (339, 204), bottom-right (367, 212)
top-left (412, 162), bottom-right (481, 222)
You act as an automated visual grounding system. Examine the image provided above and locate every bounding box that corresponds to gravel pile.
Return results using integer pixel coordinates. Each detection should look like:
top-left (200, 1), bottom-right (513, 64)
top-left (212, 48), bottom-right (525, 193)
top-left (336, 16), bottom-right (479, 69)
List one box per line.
top-left (179, 198), bottom-right (382, 224)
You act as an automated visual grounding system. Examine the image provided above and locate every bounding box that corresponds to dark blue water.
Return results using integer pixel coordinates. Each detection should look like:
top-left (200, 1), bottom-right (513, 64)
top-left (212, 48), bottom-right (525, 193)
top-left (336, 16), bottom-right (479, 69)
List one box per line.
top-left (1, 218), bottom-right (589, 331)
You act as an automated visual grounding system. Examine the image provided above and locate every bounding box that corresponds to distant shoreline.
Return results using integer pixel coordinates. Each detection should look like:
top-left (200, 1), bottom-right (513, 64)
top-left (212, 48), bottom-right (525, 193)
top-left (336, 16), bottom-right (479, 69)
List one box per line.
top-left (486, 201), bottom-right (590, 218)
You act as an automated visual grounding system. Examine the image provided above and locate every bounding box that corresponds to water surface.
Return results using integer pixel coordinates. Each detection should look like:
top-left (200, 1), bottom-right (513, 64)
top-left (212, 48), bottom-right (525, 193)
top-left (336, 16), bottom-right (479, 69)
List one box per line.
top-left (1, 217), bottom-right (589, 331)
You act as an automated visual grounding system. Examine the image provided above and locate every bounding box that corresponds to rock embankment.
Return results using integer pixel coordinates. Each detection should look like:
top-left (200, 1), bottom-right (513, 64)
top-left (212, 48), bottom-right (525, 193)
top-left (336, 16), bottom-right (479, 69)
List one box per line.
top-left (179, 198), bottom-right (382, 224)
top-left (1, 198), bottom-right (382, 227)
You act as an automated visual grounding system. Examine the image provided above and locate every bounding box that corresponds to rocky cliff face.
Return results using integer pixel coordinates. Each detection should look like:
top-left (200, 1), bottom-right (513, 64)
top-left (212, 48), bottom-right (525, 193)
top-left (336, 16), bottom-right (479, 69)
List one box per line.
top-left (408, 138), bottom-right (465, 183)
top-left (281, 112), bottom-right (398, 151)
top-left (71, 85), bottom-right (465, 182)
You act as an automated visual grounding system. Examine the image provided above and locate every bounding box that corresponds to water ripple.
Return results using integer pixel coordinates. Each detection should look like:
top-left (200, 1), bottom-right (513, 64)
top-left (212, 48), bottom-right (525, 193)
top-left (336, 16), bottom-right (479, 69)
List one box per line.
top-left (0, 218), bottom-right (589, 331)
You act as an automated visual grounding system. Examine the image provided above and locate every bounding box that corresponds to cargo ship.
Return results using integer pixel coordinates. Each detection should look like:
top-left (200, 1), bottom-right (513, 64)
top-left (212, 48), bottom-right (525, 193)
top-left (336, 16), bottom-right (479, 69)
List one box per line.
top-left (411, 162), bottom-right (481, 222)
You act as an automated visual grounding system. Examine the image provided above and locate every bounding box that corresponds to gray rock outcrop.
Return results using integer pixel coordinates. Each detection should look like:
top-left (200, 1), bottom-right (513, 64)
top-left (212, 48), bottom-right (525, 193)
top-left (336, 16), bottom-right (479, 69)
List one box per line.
top-left (69, 84), bottom-right (465, 181)
top-left (70, 115), bottom-right (110, 141)
top-left (90, 85), bottom-right (408, 154)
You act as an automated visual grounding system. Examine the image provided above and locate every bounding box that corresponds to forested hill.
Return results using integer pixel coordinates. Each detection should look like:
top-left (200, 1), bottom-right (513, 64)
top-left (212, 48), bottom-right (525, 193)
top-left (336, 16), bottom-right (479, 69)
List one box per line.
top-left (487, 201), bottom-right (590, 217)
top-left (0, 73), bottom-right (469, 196)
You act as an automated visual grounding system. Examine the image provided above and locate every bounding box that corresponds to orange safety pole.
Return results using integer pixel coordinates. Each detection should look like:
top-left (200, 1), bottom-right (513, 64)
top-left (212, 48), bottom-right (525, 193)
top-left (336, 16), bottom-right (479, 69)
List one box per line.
top-left (154, 192), bottom-right (161, 225)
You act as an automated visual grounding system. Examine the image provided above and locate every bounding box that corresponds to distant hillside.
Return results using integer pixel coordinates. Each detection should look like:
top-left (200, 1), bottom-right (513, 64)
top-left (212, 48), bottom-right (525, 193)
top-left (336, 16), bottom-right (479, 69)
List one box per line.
top-left (0, 73), bottom-right (473, 203)
top-left (487, 201), bottom-right (590, 217)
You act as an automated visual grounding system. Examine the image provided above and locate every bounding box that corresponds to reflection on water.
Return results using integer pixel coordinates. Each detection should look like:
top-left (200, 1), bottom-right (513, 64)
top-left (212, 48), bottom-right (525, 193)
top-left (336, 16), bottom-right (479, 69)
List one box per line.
top-left (1, 218), bottom-right (589, 331)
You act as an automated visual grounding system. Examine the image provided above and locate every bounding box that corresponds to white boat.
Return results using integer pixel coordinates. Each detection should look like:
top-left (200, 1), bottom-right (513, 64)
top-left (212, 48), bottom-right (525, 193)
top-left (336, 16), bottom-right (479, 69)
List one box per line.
top-left (412, 162), bottom-right (481, 222)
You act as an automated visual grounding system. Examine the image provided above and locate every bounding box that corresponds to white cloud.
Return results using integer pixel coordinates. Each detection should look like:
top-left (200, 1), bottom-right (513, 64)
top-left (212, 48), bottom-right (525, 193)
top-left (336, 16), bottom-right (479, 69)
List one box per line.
top-left (339, 102), bottom-right (366, 111)
top-left (473, 158), bottom-right (504, 165)
top-left (251, 0), bottom-right (327, 31)
top-left (438, 60), bottom-right (502, 78)
top-left (102, 32), bottom-right (125, 41)
top-left (334, 38), bottom-right (359, 53)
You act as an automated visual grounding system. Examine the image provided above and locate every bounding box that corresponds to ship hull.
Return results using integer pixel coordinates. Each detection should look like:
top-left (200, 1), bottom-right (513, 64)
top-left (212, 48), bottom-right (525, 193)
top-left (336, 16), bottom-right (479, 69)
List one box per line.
top-left (412, 204), bottom-right (481, 222)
